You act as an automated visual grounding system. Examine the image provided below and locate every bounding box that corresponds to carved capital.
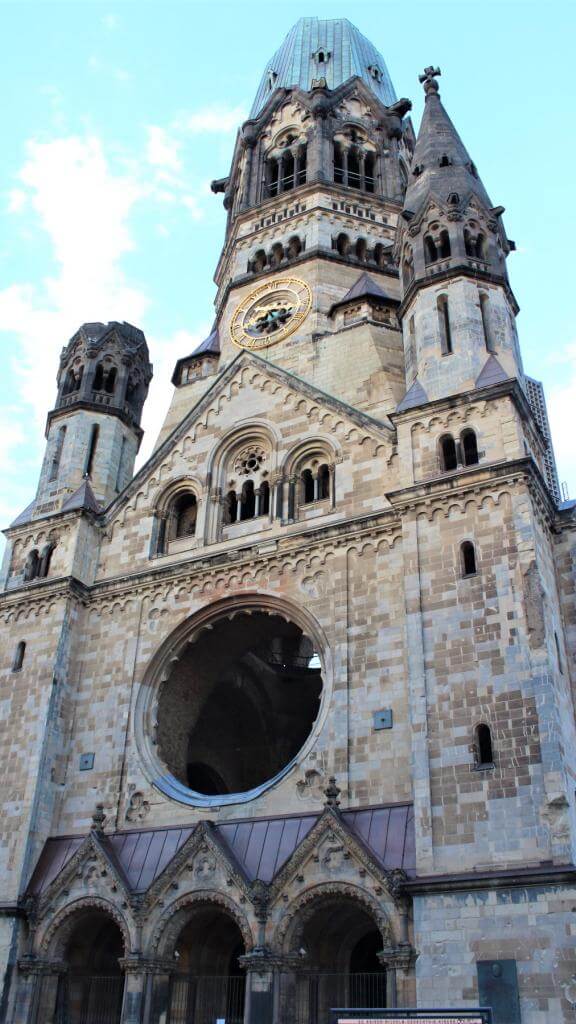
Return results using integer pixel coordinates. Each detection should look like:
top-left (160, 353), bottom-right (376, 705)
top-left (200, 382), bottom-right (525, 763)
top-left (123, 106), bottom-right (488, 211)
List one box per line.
top-left (17, 956), bottom-right (67, 977)
top-left (378, 943), bottom-right (417, 972)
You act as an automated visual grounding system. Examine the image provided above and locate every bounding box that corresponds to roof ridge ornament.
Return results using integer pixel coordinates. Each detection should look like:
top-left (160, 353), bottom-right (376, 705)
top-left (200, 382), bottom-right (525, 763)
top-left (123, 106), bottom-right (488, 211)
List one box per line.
top-left (324, 776), bottom-right (341, 808)
top-left (419, 65), bottom-right (441, 96)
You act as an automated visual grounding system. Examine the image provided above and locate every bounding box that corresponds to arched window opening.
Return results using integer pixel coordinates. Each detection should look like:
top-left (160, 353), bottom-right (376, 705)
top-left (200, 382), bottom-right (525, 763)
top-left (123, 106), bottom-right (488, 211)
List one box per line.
top-left (301, 468), bottom-right (315, 504)
top-left (269, 242), bottom-right (284, 268)
top-left (240, 479), bottom-right (256, 521)
top-left (461, 541), bottom-right (477, 576)
top-left (283, 149), bottom-right (295, 192)
top-left (297, 145), bottom-right (307, 186)
top-left (424, 235), bottom-right (438, 265)
top-left (439, 435), bottom-right (458, 472)
top-left (23, 549), bottom-right (40, 582)
top-left (476, 233), bottom-right (487, 259)
top-left (461, 429), bottom-right (479, 466)
top-left (92, 363), bottom-right (104, 392)
top-left (479, 292), bottom-right (495, 352)
top-left (38, 542), bottom-right (54, 579)
top-left (287, 235), bottom-right (302, 260)
top-left (464, 228), bottom-right (474, 257)
top-left (402, 248), bottom-right (414, 289)
top-left (266, 157), bottom-right (279, 197)
top-left (437, 294), bottom-right (453, 355)
top-left (12, 641), bottom-right (26, 672)
top-left (258, 480), bottom-right (270, 517)
top-left (104, 366), bottom-right (117, 394)
top-left (226, 490), bottom-right (238, 525)
top-left (475, 723), bottom-right (494, 766)
top-left (439, 230), bottom-right (451, 258)
top-left (374, 243), bottom-right (386, 269)
top-left (356, 237), bottom-right (367, 262)
top-left (63, 366), bottom-right (83, 395)
top-left (318, 463), bottom-right (330, 499)
top-left (49, 425), bottom-right (67, 482)
top-left (348, 147), bottom-right (360, 189)
top-left (174, 493), bottom-right (198, 538)
top-left (336, 233), bottom-right (350, 257)
top-left (84, 424), bottom-right (99, 477)
top-left (252, 249), bottom-right (267, 273)
top-left (364, 151), bottom-right (375, 193)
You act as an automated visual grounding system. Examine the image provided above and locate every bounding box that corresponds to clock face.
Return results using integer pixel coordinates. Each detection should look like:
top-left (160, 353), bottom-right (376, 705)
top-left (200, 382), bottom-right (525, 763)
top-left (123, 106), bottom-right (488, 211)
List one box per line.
top-left (230, 277), bottom-right (312, 350)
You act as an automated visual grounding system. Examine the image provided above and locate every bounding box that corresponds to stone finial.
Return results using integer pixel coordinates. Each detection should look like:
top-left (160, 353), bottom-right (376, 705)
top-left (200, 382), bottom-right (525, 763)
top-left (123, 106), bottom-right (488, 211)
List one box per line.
top-left (324, 776), bottom-right (341, 808)
top-left (91, 803), bottom-right (106, 833)
top-left (418, 65), bottom-right (441, 95)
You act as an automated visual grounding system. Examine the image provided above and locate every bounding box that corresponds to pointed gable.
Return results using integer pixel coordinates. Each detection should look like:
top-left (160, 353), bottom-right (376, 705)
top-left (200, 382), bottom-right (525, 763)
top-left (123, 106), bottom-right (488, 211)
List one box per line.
top-left (329, 271), bottom-right (398, 315)
top-left (475, 355), bottom-right (509, 389)
top-left (396, 378), bottom-right (429, 413)
top-left (61, 478), bottom-right (101, 514)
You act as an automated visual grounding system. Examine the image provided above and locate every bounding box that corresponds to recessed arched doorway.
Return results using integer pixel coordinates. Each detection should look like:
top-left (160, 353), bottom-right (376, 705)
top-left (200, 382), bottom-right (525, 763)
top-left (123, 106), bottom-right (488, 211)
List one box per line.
top-left (55, 909), bottom-right (125, 1024)
top-left (157, 904), bottom-right (247, 1024)
top-left (280, 895), bottom-right (388, 1023)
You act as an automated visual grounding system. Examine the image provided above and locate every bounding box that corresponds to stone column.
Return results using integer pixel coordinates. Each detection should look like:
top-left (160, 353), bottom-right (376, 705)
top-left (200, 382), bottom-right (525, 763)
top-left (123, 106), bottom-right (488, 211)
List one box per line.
top-left (14, 957), bottom-right (66, 1024)
top-left (287, 478), bottom-right (296, 522)
top-left (141, 959), bottom-right (175, 1024)
top-left (240, 952), bottom-right (289, 1024)
top-left (377, 944), bottom-right (417, 1009)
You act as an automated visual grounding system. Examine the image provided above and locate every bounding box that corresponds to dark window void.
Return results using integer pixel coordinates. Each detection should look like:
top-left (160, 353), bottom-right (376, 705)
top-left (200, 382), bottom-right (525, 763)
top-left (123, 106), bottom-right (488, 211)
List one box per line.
top-left (301, 468), bottom-right (315, 503)
top-left (169, 908), bottom-right (246, 1021)
top-left (440, 435), bottom-right (458, 472)
top-left (461, 541), bottom-right (477, 576)
top-left (461, 429), bottom-right (479, 466)
top-left (84, 424), bottom-right (99, 477)
top-left (49, 425), bottom-right (67, 482)
top-left (12, 641), bottom-right (26, 672)
top-left (475, 723), bottom-right (494, 766)
top-left (479, 293), bottom-right (495, 352)
top-left (554, 632), bottom-right (564, 674)
top-left (156, 612), bottom-right (322, 796)
top-left (437, 295), bottom-right (453, 354)
top-left (60, 911), bottom-right (124, 1024)
top-left (174, 493), bottom-right (197, 538)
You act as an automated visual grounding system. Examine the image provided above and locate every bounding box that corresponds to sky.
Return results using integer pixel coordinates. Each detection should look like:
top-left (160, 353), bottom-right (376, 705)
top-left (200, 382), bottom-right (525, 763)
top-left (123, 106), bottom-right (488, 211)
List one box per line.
top-left (1, 0), bottom-right (575, 531)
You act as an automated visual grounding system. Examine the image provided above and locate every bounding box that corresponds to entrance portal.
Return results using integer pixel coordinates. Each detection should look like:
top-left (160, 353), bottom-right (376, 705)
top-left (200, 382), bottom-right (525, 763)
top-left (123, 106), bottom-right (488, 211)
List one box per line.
top-left (57, 910), bottom-right (124, 1024)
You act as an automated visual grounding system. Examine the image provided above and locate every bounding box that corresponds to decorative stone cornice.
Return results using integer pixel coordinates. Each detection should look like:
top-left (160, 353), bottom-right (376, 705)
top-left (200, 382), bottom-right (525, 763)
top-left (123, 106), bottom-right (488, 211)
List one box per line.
top-left (17, 956), bottom-right (67, 976)
top-left (377, 943), bottom-right (417, 971)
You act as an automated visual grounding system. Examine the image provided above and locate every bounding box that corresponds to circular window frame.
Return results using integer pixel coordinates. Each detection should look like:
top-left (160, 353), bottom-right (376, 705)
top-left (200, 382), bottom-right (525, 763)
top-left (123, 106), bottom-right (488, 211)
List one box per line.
top-left (134, 593), bottom-right (332, 808)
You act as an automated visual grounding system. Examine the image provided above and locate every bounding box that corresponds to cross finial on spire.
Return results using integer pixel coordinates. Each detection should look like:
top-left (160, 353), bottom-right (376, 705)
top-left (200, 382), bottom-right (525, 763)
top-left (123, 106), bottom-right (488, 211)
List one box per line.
top-left (419, 66), bottom-right (441, 95)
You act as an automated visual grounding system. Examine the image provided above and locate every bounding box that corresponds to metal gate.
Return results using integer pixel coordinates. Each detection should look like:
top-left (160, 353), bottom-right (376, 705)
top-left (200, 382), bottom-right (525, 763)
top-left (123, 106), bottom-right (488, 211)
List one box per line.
top-left (55, 974), bottom-right (124, 1024)
top-left (279, 972), bottom-right (387, 1024)
top-left (166, 973), bottom-right (246, 1024)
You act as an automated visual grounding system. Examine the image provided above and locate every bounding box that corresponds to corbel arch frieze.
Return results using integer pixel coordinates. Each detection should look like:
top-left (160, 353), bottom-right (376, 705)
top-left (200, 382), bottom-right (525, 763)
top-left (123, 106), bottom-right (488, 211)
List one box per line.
top-left (35, 894), bottom-right (133, 959)
top-left (146, 889), bottom-right (254, 959)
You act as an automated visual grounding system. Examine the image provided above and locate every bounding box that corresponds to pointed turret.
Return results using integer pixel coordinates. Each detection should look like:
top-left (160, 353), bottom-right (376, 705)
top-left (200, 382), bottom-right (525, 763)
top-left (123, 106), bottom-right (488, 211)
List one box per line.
top-left (403, 65), bottom-right (491, 218)
top-left (396, 67), bottom-right (523, 405)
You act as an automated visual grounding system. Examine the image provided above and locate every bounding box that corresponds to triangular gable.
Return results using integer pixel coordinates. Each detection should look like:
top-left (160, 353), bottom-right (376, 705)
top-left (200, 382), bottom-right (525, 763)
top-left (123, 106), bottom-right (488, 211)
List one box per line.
top-left (475, 354), bottom-right (509, 389)
top-left (396, 378), bottom-right (429, 413)
top-left (33, 831), bottom-right (132, 915)
top-left (143, 821), bottom-right (251, 907)
top-left (105, 350), bottom-right (394, 521)
top-left (61, 478), bottom-right (101, 514)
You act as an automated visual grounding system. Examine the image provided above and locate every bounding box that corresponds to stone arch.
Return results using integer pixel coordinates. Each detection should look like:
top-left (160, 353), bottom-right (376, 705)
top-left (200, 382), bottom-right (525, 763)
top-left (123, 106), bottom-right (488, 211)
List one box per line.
top-left (274, 881), bottom-right (394, 955)
top-left (36, 896), bottom-right (132, 959)
top-left (152, 475), bottom-right (203, 516)
top-left (148, 890), bottom-right (254, 958)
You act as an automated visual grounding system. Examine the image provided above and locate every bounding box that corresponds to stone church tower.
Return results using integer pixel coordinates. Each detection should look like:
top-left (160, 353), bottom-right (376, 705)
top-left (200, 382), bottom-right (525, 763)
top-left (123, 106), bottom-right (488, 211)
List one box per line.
top-left (1, 17), bottom-right (575, 1024)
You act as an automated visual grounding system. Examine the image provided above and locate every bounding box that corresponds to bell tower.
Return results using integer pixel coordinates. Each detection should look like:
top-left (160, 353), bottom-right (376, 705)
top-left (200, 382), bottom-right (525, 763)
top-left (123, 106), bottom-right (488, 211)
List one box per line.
top-left (34, 320), bottom-right (152, 514)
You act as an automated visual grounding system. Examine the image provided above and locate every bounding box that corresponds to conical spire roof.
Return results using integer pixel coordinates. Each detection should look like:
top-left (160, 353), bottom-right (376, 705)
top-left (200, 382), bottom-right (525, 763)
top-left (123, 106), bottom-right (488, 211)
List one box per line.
top-left (250, 18), bottom-right (396, 118)
top-left (404, 67), bottom-right (491, 216)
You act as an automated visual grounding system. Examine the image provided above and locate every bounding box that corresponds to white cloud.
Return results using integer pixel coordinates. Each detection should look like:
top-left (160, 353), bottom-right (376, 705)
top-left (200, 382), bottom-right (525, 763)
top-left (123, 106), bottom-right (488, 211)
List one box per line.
top-left (7, 189), bottom-right (27, 213)
top-left (146, 126), bottom-right (182, 172)
top-left (102, 13), bottom-right (119, 30)
top-left (176, 104), bottom-right (246, 134)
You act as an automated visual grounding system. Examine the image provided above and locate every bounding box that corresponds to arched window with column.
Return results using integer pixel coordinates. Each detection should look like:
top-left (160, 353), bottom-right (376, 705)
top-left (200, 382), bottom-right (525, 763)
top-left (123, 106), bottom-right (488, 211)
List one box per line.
top-left (284, 444), bottom-right (337, 519)
top-left (153, 482), bottom-right (201, 555)
top-left (264, 131), bottom-right (307, 198)
top-left (215, 432), bottom-right (276, 535)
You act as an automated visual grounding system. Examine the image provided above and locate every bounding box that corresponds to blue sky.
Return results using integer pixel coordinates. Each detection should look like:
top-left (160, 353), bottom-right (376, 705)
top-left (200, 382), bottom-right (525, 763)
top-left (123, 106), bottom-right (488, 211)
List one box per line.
top-left (1, 0), bottom-right (575, 529)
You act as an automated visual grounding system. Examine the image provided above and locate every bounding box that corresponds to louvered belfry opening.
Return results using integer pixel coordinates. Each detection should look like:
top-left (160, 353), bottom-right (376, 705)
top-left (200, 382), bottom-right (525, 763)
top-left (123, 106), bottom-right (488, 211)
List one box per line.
top-left (156, 610), bottom-right (322, 798)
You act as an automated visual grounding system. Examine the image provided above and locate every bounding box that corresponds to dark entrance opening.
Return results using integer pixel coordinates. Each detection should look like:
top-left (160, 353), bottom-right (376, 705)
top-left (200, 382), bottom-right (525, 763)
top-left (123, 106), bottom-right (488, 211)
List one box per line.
top-left (157, 611), bottom-right (322, 797)
top-left (57, 911), bottom-right (124, 1024)
top-left (164, 907), bottom-right (246, 1024)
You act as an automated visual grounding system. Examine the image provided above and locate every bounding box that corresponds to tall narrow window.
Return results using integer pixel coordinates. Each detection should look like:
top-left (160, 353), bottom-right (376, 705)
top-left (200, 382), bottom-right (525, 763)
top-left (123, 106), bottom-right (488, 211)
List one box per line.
top-left (258, 481), bottom-right (270, 516)
top-left (174, 494), bottom-right (198, 538)
top-left (104, 366), bottom-right (117, 394)
top-left (461, 541), bottom-right (477, 576)
top-left (49, 425), bottom-right (67, 482)
top-left (479, 293), bottom-right (495, 352)
top-left (440, 435), bottom-right (458, 472)
top-left (93, 363), bottom-right (104, 391)
top-left (336, 233), bottom-right (350, 257)
top-left (356, 238), bottom-right (367, 262)
top-left (334, 143), bottom-right (344, 185)
top-left (424, 235), bottom-right (438, 265)
top-left (115, 437), bottom-right (127, 492)
top-left (226, 490), bottom-right (238, 524)
top-left (240, 480), bottom-right (255, 521)
top-left (12, 641), bottom-right (26, 672)
top-left (301, 468), bottom-right (315, 504)
top-left (84, 424), bottom-right (99, 477)
top-left (439, 230), bottom-right (451, 258)
top-left (348, 148), bottom-right (360, 189)
top-left (461, 429), bottom-right (479, 466)
top-left (318, 464), bottom-right (330, 500)
top-left (437, 295), bottom-right (453, 355)
top-left (554, 631), bottom-right (564, 674)
top-left (475, 723), bottom-right (494, 766)
top-left (364, 152), bottom-right (375, 193)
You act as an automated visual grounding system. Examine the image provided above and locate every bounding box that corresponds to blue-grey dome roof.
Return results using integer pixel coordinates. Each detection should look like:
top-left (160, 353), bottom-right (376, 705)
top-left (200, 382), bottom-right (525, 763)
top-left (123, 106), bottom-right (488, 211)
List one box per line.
top-left (250, 18), bottom-right (397, 118)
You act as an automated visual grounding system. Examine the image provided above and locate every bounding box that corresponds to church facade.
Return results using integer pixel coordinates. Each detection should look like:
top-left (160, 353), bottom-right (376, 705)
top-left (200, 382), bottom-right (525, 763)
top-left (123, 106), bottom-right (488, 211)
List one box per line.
top-left (1, 17), bottom-right (575, 1024)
